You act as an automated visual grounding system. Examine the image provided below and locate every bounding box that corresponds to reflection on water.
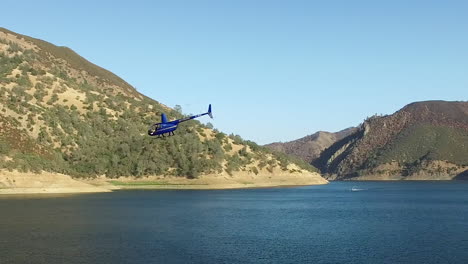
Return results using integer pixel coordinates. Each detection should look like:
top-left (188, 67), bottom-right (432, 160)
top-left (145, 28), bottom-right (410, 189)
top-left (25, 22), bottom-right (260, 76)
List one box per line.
top-left (1, 181), bottom-right (468, 264)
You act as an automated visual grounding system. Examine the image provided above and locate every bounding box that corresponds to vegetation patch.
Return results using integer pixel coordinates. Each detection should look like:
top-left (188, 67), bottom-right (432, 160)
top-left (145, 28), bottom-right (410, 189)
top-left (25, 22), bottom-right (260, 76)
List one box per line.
top-left (370, 124), bottom-right (468, 167)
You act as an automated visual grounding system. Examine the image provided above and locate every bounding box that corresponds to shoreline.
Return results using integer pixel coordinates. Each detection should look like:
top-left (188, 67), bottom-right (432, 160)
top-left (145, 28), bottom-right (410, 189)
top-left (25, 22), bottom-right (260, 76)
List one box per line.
top-left (0, 182), bottom-right (327, 195)
top-left (106, 182), bottom-right (327, 191)
top-left (0, 170), bottom-right (328, 195)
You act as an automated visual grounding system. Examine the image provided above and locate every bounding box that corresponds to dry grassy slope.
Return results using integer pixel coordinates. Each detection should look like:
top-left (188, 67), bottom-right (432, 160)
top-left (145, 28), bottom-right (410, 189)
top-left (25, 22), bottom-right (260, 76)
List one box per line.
top-left (0, 27), bottom-right (138, 97)
top-left (0, 27), bottom-right (325, 185)
top-left (0, 28), bottom-right (165, 147)
top-left (317, 100), bottom-right (468, 180)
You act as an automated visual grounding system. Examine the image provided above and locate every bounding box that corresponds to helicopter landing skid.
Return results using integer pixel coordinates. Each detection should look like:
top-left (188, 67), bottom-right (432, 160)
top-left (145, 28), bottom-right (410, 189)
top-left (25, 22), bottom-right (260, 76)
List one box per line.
top-left (155, 131), bottom-right (175, 138)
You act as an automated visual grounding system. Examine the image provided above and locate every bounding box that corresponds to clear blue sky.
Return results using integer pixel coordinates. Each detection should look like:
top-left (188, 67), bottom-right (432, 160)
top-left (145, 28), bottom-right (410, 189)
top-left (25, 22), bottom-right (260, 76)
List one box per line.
top-left (3, 0), bottom-right (467, 144)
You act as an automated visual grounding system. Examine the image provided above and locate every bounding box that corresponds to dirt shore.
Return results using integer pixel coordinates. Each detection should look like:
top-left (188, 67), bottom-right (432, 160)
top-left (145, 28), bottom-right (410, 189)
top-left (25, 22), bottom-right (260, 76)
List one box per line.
top-left (86, 170), bottom-right (328, 190)
top-left (0, 169), bottom-right (328, 194)
top-left (0, 170), bottom-right (111, 194)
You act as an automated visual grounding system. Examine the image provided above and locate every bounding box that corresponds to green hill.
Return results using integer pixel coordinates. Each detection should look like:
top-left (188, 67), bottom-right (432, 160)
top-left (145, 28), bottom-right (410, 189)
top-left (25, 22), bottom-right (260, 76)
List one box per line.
top-left (315, 101), bottom-right (468, 180)
top-left (0, 27), bottom-right (322, 182)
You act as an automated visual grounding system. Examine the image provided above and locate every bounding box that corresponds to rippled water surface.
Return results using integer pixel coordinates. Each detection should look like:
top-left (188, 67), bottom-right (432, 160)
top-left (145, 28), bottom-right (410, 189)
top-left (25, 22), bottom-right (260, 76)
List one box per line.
top-left (1, 181), bottom-right (468, 263)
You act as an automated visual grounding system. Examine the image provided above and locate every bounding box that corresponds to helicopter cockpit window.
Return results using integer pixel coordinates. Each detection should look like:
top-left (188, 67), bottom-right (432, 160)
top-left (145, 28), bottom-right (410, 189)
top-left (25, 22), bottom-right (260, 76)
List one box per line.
top-left (148, 124), bottom-right (160, 134)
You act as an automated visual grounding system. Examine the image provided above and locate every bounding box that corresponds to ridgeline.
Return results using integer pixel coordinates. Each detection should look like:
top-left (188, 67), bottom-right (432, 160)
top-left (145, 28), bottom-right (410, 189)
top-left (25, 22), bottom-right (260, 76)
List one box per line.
top-left (265, 127), bottom-right (357, 164)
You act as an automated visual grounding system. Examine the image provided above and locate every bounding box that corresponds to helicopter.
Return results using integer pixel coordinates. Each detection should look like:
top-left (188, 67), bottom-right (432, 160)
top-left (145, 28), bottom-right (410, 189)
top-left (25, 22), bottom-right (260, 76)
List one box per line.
top-left (148, 104), bottom-right (213, 137)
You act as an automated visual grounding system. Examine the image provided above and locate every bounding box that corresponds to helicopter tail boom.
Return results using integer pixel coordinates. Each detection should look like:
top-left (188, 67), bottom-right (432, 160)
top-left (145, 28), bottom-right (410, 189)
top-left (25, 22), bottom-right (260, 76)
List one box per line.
top-left (178, 104), bottom-right (213, 123)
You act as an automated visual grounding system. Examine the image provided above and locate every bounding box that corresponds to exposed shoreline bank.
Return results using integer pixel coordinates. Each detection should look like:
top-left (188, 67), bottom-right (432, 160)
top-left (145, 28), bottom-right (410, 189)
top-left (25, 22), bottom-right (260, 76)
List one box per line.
top-left (0, 170), bottom-right (328, 195)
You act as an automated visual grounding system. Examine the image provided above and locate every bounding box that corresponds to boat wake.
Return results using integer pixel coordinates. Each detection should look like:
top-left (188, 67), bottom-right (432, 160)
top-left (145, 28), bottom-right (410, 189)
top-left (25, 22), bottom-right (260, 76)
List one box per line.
top-left (351, 186), bottom-right (366, 192)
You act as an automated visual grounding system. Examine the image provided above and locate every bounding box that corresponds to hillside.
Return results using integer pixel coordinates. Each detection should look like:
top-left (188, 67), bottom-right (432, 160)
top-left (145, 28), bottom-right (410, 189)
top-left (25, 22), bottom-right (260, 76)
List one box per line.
top-left (0, 27), bottom-right (326, 189)
top-left (314, 101), bottom-right (468, 180)
top-left (265, 127), bottom-right (357, 163)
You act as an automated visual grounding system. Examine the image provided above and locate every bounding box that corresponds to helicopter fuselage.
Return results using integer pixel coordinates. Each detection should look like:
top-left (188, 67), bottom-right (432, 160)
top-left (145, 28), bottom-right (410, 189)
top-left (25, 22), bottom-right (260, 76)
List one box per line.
top-left (148, 104), bottom-right (212, 137)
top-left (148, 120), bottom-right (180, 137)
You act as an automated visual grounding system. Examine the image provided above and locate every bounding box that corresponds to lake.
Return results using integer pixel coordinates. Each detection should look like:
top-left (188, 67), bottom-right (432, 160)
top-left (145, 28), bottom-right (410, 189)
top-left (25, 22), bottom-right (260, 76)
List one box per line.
top-left (1, 181), bottom-right (468, 264)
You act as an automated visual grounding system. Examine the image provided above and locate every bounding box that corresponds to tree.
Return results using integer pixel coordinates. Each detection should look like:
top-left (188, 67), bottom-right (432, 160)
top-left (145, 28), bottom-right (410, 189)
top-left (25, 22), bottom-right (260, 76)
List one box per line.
top-left (174, 105), bottom-right (183, 114)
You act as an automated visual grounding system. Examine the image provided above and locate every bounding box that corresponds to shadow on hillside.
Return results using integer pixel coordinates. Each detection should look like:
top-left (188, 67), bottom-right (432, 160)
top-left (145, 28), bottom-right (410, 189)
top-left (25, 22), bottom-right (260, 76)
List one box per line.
top-left (312, 128), bottom-right (364, 173)
top-left (454, 169), bottom-right (468, 180)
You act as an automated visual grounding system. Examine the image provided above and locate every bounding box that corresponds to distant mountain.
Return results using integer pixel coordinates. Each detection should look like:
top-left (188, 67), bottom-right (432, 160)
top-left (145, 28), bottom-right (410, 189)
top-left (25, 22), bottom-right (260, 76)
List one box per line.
top-left (314, 101), bottom-right (468, 180)
top-left (0, 27), bottom-right (325, 184)
top-left (265, 127), bottom-right (357, 163)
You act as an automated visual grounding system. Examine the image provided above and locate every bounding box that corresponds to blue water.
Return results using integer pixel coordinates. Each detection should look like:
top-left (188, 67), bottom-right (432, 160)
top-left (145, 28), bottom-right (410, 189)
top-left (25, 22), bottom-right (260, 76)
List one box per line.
top-left (1, 181), bottom-right (468, 264)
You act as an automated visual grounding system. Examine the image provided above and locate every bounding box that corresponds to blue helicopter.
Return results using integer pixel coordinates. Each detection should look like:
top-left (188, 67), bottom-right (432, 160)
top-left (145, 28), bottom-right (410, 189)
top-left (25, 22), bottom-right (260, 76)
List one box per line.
top-left (148, 104), bottom-right (213, 137)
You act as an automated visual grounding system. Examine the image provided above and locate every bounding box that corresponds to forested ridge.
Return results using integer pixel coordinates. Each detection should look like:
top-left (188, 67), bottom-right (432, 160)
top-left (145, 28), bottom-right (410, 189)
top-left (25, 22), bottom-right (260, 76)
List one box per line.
top-left (0, 27), bottom-right (317, 178)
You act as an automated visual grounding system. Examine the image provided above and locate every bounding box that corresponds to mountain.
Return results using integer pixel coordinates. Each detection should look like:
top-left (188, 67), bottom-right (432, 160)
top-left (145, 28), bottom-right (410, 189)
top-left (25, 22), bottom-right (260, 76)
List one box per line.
top-left (264, 127), bottom-right (357, 163)
top-left (314, 100), bottom-right (468, 180)
top-left (0, 27), bottom-right (326, 186)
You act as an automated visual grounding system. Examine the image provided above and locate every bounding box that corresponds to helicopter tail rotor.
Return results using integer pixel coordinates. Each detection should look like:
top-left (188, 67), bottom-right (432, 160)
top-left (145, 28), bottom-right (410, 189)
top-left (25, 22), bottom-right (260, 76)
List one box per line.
top-left (207, 104), bottom-right (213, 118)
